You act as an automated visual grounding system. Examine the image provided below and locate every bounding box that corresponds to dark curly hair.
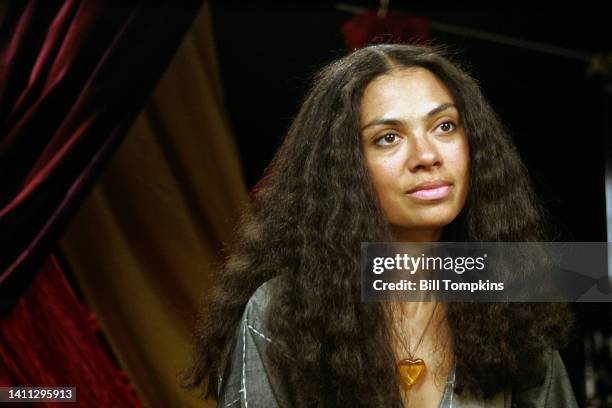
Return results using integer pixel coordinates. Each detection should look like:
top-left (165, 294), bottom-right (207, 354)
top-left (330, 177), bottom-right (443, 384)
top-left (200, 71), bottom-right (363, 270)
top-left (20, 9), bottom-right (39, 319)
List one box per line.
top-left (183, 43), bottom-right (574, 407)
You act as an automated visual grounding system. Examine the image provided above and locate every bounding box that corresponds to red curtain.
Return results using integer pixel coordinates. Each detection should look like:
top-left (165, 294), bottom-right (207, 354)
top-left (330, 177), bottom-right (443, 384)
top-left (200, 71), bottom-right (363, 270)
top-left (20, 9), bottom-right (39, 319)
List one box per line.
top-left (341, 9), bottom-right (430, 49)
top-left (0, 252), bottom-right (142, 407)
top-left (0, 0), bottom-right (203, 404)
top-left (0, 0), bottom-right (202, 293)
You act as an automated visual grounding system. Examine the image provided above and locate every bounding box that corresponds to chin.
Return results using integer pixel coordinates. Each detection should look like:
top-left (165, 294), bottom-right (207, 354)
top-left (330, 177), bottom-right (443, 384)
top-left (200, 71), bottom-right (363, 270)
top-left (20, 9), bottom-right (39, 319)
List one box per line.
top-left (412, 212), bottom-right (458, 226)
top-left (394, 215), bottom-right (457, 230)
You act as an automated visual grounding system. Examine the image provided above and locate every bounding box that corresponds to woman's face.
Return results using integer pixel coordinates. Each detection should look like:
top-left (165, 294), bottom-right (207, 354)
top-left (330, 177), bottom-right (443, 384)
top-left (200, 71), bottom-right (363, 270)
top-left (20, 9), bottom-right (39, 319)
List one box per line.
top-left (360, 67), bottom-right (470, 242)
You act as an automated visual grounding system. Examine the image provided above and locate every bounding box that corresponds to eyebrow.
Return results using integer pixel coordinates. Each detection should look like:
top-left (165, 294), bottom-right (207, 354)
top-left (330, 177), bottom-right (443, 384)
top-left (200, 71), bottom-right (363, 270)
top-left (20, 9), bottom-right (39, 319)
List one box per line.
top-left (361, 103), bottom-right (458, 131)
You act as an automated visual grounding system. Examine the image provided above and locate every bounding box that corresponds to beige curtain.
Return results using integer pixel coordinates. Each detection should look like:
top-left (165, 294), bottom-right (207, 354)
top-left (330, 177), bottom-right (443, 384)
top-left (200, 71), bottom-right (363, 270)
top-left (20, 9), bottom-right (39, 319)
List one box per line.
top-left (60, 3), bottom-right (248, 407)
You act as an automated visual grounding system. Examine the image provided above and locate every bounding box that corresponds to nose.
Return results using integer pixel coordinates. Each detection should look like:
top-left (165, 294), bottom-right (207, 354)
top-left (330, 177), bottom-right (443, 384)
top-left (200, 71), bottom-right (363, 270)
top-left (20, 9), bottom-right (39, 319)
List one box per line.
top-left (407, 135), bottom-right (442, 171)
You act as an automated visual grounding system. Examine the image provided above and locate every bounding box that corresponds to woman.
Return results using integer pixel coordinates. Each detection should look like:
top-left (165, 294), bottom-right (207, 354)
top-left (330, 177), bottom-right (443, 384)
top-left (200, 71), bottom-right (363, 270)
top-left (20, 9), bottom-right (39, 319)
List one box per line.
top-left (184, 44), bottom-right (578, 407)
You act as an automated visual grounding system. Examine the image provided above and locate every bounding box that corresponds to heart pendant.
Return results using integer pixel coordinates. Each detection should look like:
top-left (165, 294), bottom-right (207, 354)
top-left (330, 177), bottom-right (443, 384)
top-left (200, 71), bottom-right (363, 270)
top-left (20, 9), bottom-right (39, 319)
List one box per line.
top-left (397, 358), bottom-right (426, 388)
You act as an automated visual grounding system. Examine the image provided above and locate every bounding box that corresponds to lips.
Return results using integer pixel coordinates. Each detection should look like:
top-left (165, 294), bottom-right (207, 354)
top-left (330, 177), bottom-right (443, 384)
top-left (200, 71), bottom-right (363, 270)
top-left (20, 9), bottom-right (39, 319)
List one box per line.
top-left (406, 180), bottom-right (452, 200)
top-left (406, 180), bottom-right (452, 193)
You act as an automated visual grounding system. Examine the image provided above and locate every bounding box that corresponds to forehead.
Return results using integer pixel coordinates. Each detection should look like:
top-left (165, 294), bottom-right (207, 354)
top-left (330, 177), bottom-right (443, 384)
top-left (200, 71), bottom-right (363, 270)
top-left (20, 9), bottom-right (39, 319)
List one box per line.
top-left (360, 68), bottom-right (456, 123)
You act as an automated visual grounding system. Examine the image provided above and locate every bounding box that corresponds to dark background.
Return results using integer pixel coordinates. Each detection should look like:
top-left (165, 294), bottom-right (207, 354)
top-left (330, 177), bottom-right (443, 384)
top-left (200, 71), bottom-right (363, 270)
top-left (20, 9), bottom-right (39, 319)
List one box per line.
top-left (210, 1), bottom-right (612, 404)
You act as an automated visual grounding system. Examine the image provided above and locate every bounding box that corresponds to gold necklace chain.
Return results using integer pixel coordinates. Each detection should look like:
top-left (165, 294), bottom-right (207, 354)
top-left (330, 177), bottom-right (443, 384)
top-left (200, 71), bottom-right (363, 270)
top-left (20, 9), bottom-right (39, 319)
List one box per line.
top-left (394, 302), bottom-right (439, 359)
top-left (393, 302), bottom-right (440, 394)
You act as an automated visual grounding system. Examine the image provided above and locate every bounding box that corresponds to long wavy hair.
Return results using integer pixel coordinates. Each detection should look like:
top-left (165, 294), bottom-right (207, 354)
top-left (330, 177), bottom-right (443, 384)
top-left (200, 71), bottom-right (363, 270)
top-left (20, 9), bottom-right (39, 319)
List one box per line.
top-left (184, 43), bottom-right (574, 407)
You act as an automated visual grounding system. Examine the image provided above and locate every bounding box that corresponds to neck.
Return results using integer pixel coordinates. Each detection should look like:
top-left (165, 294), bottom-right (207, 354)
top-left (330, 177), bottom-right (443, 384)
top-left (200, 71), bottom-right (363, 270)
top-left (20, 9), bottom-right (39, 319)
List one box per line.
top-left (389, 299), bottom-right (440, 321)
top-left (391, 226), bottom-right (443, 243)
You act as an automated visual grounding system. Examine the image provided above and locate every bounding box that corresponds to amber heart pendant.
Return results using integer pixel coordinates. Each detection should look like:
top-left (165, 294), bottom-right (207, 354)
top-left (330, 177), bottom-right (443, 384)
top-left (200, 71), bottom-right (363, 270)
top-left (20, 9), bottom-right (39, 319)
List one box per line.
top-left (397, 358), bottom-right (426, 388)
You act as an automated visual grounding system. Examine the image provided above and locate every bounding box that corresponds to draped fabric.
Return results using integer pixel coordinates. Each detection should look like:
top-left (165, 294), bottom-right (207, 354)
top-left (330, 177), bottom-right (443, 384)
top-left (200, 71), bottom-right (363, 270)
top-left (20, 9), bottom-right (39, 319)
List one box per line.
top-left (59, 3), bottom-right (248, 406)
top-left (0, 0), bottom-right (204, 406)
top-left (0, 253), bottom-right (142, 407)
top-left (0, 0), bottom-right (203, 301)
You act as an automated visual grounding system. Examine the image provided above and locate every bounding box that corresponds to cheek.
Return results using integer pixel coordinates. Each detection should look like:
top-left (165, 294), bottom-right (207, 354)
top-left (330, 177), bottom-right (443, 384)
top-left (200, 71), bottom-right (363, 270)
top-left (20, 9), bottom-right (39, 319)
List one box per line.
top-left (460, 141), bottom-right (470, 182)
top-left (445, 138), bottom-right (470, 184)
top-left (366, 157), bottom-right (403, 198)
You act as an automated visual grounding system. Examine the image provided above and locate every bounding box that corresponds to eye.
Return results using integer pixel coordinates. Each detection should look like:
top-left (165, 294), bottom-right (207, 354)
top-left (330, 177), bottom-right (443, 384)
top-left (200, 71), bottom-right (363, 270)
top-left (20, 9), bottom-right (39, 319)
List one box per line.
top-left (375, 132), bottom-right (401, 146)
top-left (435, 121), bottom-right (457, 134)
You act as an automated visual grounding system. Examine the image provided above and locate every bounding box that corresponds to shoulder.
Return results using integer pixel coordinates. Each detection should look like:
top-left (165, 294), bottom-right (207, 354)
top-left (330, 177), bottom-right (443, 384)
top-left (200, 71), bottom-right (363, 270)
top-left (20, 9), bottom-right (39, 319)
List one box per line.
top-left (453, 349), bottom-right (576, 408)
top-left (242, 276), bottom-right (282, 331)
top-left (216, 276), bottom-right (288, 407)
top-left (247, 276), bottom-right (281, 310)
top-left (511, 348), bottom-right (578, 407)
